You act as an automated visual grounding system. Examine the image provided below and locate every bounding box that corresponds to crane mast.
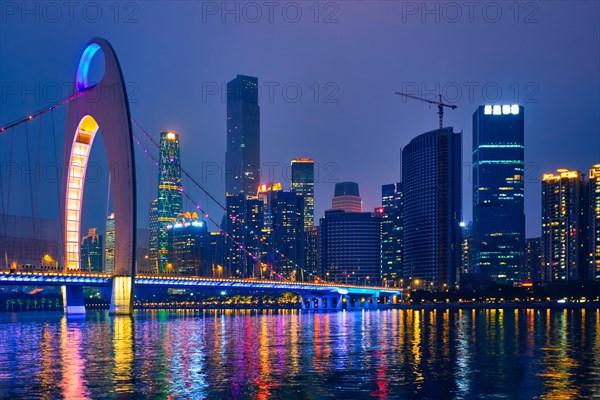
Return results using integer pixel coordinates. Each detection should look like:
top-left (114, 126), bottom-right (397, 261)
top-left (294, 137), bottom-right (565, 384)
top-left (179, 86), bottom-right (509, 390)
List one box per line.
top-left (394, 92), bottom-right (457, 131)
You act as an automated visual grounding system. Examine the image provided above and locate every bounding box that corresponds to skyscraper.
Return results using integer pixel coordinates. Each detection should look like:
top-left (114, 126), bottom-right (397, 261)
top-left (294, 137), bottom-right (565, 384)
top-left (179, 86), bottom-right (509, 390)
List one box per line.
top-left (256, 184), bottom-right (305, 280)
top-left (148, 199), bottom-right (158, 272)
top-left (542, 169), bottom-right (589, 282)
top-left (104, 213), bottom-right (115, 273)
top-left (257, 182), bottom-right (282, 235)
top-left (472, 104), bottom-right (525, 285)
top-left (225, 194), bottom-right (264, 278)
top-left (320, 210), bottom-right (381, 285)
top-left (304, 226), bottom-right (319, 279)
top-left (157, 131), bottom-right (183, 273)
top-left (291, 158), bottom-right (315, 229)
top-left (460, 222), bottom-right (473, 278)
top-left (590, 164), bottom-right (600, 281)
top-left (80, 228), bottom-right (103, 272)
top-left (525, 237), bottom-right (543, 283)
top-left (331, 182), bottom-right (362, 213)
top-left (381, 182), bottom-right (403, 286)
top-left (402, 127), bottom-right (462, 290)
top-left (226, 75), bottom-right (260, 196)
top-left (268, 190), bottom-right (305, 280)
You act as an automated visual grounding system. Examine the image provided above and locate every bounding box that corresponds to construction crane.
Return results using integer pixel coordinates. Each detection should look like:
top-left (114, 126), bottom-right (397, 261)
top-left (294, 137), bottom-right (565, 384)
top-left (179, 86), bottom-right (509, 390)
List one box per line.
top-left (394, 92), bottom-right (457, 131)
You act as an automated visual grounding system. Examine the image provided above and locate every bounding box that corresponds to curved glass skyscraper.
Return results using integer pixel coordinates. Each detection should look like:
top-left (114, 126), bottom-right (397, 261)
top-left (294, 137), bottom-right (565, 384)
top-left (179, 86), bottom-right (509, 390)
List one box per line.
top-left (402, 127), bottom-right (462, 290)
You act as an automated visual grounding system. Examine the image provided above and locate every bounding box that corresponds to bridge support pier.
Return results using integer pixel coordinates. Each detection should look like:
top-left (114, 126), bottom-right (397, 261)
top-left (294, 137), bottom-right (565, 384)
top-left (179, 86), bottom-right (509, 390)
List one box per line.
top-left (110, 276), bottom-right (134, 315)
top-left (317, 297), bottom-right (325, 309)
top-left (62, 285), bottom-right (86, 315)
top-left (370, 295), bottom-right (379, 309)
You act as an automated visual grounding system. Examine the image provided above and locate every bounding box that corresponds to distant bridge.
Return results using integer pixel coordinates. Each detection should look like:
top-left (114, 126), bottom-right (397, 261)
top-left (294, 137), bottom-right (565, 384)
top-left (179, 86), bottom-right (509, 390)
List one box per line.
top-left (0, 270), bottom-right (402, 313)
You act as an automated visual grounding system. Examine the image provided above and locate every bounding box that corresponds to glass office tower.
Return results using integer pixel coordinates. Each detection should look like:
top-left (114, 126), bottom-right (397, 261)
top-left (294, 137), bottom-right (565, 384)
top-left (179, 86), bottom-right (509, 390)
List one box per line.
top-left (402, 127), bottom-right (462, 290)
top-left (472, 105), bottom-right (525, 285)
top-left (291, 158), bottom-right (315, 229)
top-left (226, 75), bottom-right (260, 196)
top-left (381, 182), bottom-right (403, 286)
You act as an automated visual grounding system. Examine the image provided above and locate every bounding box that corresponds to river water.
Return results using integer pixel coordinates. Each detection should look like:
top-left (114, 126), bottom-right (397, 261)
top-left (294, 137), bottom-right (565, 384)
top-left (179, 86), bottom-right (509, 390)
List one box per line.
top-left (1, 308), bottom-right (599, 399)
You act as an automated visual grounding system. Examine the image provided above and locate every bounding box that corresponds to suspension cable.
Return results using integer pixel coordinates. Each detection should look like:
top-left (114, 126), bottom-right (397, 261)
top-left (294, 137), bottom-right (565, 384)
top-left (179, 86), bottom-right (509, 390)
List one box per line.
top-left (24, 122), bottom-right (36, 244)
top-left (50, 110), bottom-right (64, 269)
top-left (0, 90), bottom-right (88, 133)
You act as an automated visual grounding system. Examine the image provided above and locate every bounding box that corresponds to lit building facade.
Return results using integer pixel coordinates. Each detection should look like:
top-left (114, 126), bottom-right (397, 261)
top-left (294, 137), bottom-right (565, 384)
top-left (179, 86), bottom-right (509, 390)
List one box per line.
top-left (291, 158), bottom-right (315, 229)
top-left (402, 127), bottom-right (462, 290)
top-left (157, 132), bottom-right (183, 273)
top-left (381, 182), bottom-right (403, 286)
top-left (225, 194), bottom-right (264, 278)
top-left (331, 182), bottom-right (362, 213)
top-left (209, 231), bottom-right (226, 278)
top-left (590, 164), bottom-right (600, 281)
top-left (80, 228), bottom-right (103, 272)
top-left (148, 199), bottom-right (158, 272)
top-left (226, 75), bottom-right (260, 196)
top-left (542, 169), bottom-right (588, 282)
top-left (256, 184), bottom-right (305, 280)
top-left (304, 226), bottom-right (320, 279)
top-left (320, 210), bottom-right (381, 285)
top-left (104, 213), bottom-right (115, 273)
top-left (166, 212), bottom-right (211, 276)
top-left (525, 237), bottom-right (543, 283)
top-left (460, 222), bottom-right (473, 278)
top-left (267, 190), bottom-right (305, 280)
top-left (472, 105), bottom-right (525, 285)
top-left (257, 182), bottom-right (282, 235)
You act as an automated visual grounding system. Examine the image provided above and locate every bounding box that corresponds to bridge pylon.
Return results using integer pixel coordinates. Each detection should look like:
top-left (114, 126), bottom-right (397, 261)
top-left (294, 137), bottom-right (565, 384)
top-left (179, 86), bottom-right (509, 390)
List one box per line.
top-left (61, 37), bottom-right (136, 315)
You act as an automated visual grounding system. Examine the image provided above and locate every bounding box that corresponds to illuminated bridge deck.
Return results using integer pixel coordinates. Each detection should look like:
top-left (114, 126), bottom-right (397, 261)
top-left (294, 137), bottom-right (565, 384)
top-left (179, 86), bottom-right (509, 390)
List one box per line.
top-left (0, 271), bottom-right (401, 297)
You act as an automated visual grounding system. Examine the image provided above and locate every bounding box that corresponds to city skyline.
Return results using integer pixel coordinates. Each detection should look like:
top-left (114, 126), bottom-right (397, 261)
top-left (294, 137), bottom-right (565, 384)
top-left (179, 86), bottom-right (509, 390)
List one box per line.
top-left (1, 3), bottom-right (598, 239)
top-left (2, 4), bottom-right (600, 399)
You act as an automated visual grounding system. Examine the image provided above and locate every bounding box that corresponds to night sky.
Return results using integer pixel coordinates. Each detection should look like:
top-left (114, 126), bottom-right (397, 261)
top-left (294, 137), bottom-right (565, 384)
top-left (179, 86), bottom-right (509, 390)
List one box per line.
top-left (1, 1), bottom-right (599, 238)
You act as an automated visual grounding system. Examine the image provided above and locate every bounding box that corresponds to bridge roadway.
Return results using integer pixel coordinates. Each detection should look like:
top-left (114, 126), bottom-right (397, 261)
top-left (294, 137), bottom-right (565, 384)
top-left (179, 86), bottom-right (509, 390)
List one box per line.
top-left (0, 270), bottom-right (402, 313)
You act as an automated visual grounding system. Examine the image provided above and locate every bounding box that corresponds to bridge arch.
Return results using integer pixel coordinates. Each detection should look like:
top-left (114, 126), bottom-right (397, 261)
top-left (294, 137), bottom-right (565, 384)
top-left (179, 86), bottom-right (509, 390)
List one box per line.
top-left (62, 38), bottom-right (136, 315)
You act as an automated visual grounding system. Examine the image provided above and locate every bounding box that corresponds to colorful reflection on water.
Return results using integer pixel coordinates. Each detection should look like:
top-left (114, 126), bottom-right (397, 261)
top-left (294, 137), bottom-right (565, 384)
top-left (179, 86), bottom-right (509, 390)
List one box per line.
top-left (1, 308), bottom-right (599, 399)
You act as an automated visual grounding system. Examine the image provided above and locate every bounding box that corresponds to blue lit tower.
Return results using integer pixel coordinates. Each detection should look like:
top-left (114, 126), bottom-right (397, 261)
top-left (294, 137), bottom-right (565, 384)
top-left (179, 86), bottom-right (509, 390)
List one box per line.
top-left (157, 131), bottom-right (183, 273)
top-left (472, 105), bottom-right (525, 285)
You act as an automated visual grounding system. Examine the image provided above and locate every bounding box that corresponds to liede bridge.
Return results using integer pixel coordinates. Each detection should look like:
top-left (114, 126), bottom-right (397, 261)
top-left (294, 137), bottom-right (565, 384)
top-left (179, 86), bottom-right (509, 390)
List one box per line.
top-left (0, 37), bottom-right (401, 316)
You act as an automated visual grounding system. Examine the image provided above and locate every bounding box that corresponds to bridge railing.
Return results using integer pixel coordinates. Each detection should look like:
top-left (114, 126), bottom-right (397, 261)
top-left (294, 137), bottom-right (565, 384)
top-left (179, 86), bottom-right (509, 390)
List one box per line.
top-left (0, 269), bottom-right (400, 292)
